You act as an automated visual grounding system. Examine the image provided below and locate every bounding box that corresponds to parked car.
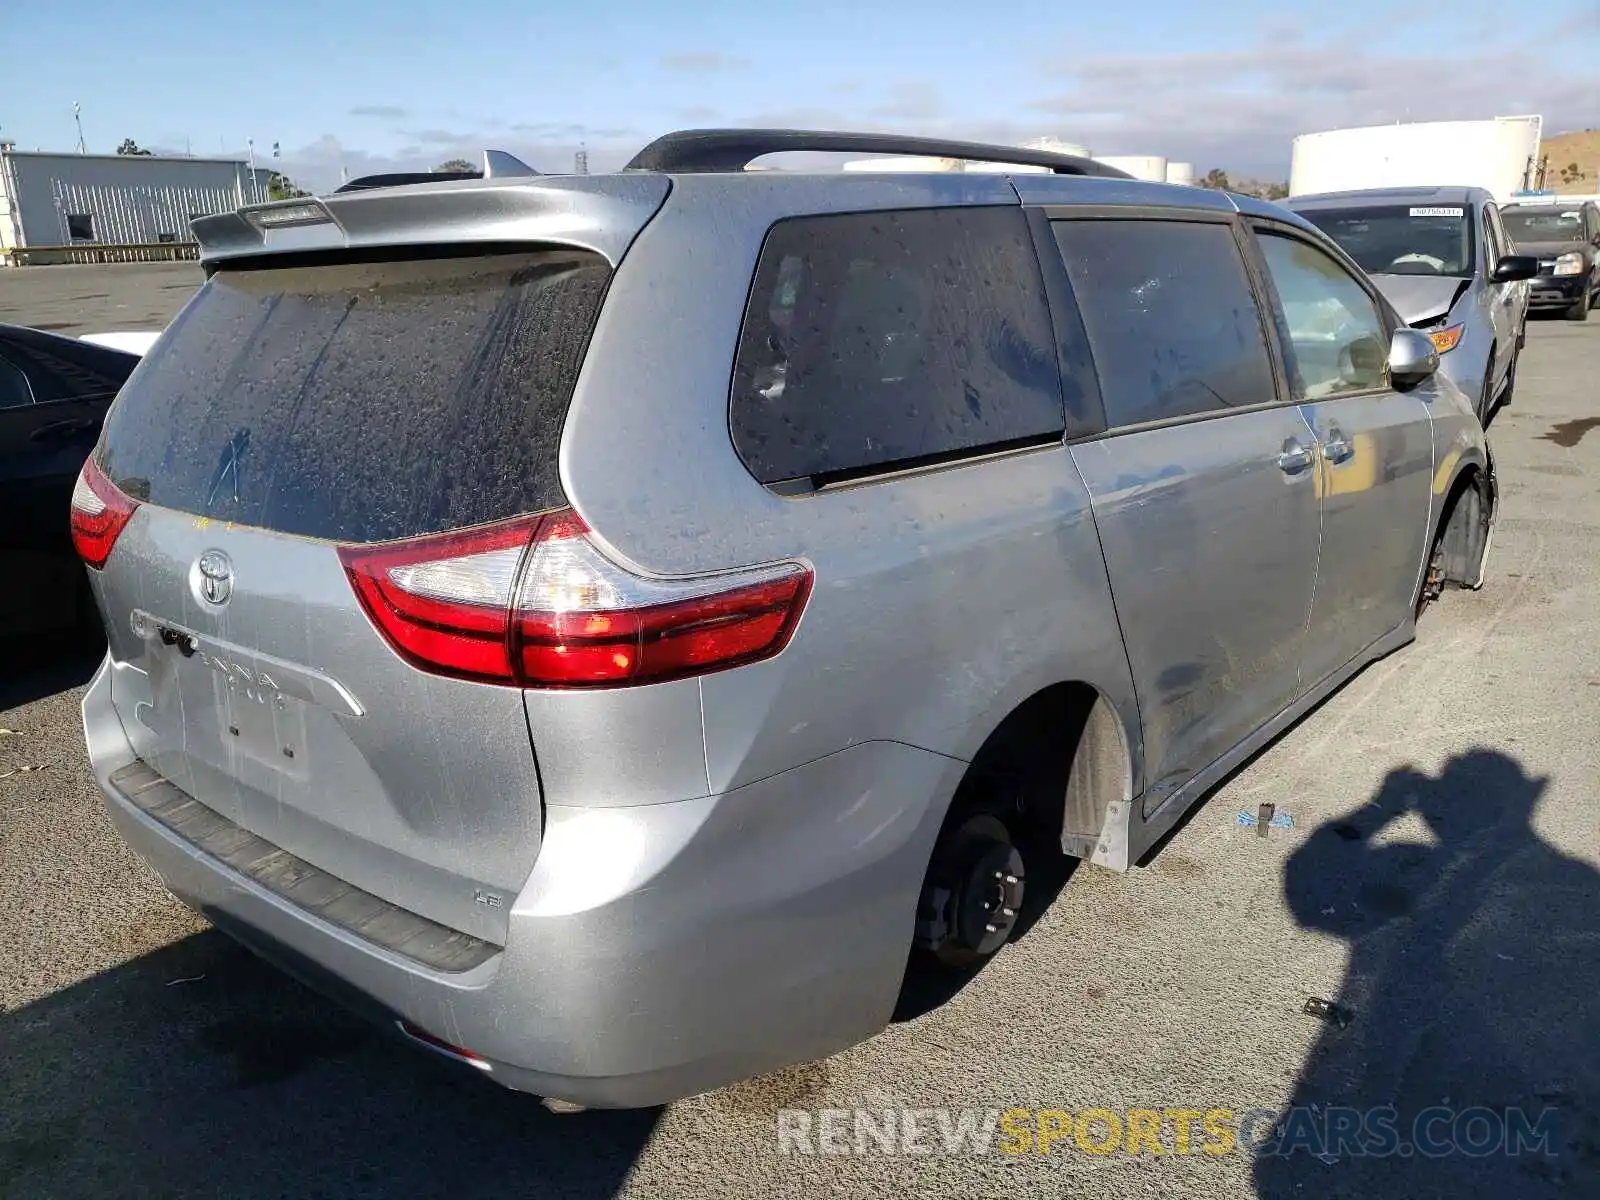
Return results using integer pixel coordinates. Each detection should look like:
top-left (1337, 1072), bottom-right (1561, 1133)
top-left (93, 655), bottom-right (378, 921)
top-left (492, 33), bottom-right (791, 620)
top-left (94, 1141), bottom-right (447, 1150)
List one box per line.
top-left (1287, 186), bottom-right (1538, 423)
top-left (0, 323), bottom-right (140, 644)
top-left (78, 130), bottom-right (1498, 1111)
top-left (1500, 199), bottom-right (1600, 321)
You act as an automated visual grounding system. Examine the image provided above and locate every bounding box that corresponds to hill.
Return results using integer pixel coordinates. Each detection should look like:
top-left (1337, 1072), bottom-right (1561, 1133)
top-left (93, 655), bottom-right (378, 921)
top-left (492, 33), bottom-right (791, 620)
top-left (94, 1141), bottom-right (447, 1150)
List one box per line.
top-left (1542, 129), bottom-right (1600, 193)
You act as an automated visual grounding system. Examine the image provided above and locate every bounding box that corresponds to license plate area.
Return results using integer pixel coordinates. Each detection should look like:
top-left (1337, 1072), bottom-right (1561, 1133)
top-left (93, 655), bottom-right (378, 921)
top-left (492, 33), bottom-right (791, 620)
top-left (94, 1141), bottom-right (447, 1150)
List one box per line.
top-left (145, 622), bottom-right (310, 779)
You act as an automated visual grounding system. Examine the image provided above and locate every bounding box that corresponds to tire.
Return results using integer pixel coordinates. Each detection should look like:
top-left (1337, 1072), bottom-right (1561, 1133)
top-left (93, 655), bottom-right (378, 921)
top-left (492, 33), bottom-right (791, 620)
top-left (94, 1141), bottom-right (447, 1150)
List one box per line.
top-left (914, 811), bottom-right (1027, 971)
top-left (1567, 296), bottom-right (1590, 322)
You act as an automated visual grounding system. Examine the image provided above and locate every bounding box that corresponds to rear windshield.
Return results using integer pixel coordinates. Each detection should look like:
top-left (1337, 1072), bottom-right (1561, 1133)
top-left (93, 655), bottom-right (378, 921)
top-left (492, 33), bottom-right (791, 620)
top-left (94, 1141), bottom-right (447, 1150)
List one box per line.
top-left (1298, 205), bottom-right (1476, 278)
top-left (98, 248), bottom-right (610, 544)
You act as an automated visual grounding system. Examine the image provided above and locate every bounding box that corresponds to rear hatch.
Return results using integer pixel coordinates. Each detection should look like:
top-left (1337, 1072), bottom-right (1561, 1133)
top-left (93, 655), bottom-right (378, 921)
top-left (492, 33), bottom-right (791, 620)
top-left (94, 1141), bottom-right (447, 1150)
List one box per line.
top-left (91, 244), bottom-right (615, 944)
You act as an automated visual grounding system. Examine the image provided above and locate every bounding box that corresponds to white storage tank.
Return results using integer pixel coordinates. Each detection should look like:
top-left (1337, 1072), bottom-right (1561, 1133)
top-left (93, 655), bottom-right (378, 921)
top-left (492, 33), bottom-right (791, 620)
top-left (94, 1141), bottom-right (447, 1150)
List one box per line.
top-left (841, 156), bottom-right (965, 173)
top-left (1020, 137), bottom-right (1092, 158)
top-left (1094, 155), bottom-right (1168, 182)
top-left (1289, 116), bottom-right (1542, 202)
top-left (1165, 161), bottom-right (1196, 186)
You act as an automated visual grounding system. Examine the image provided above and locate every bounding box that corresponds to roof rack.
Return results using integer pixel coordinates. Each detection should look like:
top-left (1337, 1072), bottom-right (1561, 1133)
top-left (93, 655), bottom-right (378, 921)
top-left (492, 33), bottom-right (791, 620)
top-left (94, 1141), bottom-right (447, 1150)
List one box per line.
top-left (624, 129), bottom-right (1132, 178)
top-left (333, 148), bottom-right (539, 193)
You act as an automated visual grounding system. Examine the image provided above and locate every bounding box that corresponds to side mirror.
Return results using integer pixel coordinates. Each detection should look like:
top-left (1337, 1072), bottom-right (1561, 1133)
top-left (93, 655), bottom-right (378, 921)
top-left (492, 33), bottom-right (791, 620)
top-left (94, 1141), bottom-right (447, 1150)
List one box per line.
top-left (1490, 254), bottom-right (1539, 283)
top-left (1388, 328), bottom-right (1439, 389)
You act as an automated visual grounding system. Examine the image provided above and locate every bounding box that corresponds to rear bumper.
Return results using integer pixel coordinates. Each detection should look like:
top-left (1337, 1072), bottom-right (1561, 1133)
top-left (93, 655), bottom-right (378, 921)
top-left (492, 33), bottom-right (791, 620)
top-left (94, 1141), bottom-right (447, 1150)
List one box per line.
top-left (83, 657), bottom-right (959, 1107)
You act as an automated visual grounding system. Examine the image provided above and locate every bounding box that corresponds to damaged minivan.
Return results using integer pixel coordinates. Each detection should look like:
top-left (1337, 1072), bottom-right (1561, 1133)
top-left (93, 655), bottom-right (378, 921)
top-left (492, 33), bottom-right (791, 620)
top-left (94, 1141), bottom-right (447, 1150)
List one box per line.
top-left (78, 130), bottom-right (1499, 1110)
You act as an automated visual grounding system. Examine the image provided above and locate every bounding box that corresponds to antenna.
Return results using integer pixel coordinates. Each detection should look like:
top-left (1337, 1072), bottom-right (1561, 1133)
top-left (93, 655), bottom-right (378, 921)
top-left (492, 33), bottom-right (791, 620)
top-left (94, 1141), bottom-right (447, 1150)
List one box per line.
top-left (72, 102), bottom-right (86, 154)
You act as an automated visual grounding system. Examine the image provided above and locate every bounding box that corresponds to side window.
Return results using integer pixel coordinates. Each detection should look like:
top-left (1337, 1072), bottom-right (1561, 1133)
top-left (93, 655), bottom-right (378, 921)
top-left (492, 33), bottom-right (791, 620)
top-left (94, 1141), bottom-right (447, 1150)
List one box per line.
top-left (1483, 205), bottom-right (1505, 266)
top-left (730, 206), bottom-right (1065, 485)
top-left (1051, 219), bottom-right (1277, 428)
top-left (1257, 233), bottom-right (1389, 399)
top-left (0, 354), bottom-right (34, 409)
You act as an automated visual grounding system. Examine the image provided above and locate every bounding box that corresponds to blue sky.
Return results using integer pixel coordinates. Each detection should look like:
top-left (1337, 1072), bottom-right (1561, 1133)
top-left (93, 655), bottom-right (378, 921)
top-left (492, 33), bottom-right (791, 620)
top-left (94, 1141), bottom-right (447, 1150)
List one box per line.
top-left (6, 0), bottom-right (1596, 190)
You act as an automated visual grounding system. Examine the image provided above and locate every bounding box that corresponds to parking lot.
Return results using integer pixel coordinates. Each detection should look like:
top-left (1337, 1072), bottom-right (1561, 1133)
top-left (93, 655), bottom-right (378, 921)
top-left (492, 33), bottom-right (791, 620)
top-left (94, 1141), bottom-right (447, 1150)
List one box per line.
top-left (2, 263), bottom-right (1598, 1200)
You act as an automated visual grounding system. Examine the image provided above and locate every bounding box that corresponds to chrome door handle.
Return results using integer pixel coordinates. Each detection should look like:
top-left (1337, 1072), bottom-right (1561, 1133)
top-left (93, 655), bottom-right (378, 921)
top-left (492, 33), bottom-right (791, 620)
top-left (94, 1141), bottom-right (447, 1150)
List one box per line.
top-left (1277, 438), bottom-right (1315, 474)
top-left (1321, 436), bottom-right (1355, 464)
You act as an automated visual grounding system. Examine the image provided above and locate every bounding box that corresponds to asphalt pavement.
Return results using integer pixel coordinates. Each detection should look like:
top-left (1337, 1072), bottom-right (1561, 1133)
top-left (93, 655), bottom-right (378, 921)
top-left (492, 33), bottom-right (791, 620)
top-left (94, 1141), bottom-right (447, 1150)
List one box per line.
top-left (2, 265), bottom-right (1598, 1200)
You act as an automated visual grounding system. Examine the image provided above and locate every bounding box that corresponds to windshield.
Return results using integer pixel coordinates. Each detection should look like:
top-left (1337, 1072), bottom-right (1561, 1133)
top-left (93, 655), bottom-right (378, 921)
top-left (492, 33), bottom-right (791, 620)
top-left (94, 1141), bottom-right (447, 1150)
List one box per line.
top-left (1501, 208), bottom-right (1585, 244)
top-left (1299, 205), bottom-right (1476, 277)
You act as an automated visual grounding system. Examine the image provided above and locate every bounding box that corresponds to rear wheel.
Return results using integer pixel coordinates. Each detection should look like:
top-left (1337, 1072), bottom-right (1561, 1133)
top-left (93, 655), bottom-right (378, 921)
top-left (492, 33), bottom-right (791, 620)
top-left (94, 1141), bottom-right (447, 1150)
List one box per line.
top-left (914, 811), bottom-right (1027, 970)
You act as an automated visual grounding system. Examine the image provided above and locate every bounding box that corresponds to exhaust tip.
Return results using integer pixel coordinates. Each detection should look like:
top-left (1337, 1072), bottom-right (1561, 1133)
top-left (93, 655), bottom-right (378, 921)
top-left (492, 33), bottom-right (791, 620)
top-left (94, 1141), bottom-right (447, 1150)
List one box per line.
top-left (541, 1097), bottom-right (589, 1114)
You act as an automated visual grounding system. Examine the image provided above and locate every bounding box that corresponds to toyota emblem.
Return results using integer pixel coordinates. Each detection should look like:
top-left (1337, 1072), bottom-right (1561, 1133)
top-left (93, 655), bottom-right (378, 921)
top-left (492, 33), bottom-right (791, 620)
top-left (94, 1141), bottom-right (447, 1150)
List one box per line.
top-left (196, 550), bottom-right (233, 606)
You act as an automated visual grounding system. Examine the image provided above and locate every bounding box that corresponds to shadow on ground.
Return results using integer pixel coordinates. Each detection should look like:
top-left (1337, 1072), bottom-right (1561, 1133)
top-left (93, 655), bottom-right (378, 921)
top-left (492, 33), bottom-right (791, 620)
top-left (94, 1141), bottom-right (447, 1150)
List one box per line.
top-left (0, 932), bottom-right (659, 1199)
top-left (1254, 748), bottom-right (1600, 1198)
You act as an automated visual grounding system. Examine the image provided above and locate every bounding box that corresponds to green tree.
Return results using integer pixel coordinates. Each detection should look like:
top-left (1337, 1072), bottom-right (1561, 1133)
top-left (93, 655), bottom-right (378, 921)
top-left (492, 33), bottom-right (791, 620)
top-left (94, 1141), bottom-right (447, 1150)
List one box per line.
top-left (1200, 167), bottom-right (1231, 191)
top-left (1264, 181), bottom-right (1289, 201)
top-left (434, 158), bottom-right (474, 173)
top-left (1560, 162), bottom-right (1583, 185)
top-left (267, 172), bottom-right (311, 200)
top-left (116, 138), bottom-right (153, 156)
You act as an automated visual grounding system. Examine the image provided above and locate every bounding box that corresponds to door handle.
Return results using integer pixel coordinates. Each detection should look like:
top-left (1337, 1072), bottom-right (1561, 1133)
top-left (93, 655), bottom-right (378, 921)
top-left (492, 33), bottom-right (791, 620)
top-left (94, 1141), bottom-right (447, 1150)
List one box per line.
top-left (1277, 438), bottom-right (1315, 474)
top-left (1321, 434), bottom-right (1355, 464)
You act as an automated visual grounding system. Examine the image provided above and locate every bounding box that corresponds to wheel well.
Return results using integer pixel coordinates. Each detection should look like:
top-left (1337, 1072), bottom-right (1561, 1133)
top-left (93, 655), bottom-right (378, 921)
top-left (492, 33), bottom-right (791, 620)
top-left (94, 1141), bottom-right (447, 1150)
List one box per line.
top-left (945, 682), bottom-right (1134, 865)
top-left (1433, 464), bottom-right (1493, 591)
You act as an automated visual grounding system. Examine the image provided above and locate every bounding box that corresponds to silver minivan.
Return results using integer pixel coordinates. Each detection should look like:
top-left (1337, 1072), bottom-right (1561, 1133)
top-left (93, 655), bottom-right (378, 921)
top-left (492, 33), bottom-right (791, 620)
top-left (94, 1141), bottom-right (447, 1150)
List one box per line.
top-left (77, 130), bottom-right (1497, 1109)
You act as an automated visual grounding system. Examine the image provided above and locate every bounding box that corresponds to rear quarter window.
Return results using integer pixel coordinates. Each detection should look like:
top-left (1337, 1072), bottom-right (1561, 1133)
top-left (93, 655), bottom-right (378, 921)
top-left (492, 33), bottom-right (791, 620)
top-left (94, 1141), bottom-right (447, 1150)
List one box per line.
top-left (729, 206), bottom-right (1067, 485)
top-left (98, 248), bottom-right (610, 543)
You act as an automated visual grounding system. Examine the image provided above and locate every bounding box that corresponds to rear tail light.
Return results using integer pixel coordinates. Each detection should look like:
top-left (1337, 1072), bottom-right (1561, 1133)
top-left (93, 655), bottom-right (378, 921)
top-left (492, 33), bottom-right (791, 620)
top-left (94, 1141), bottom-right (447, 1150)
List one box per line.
top-left (339, 509), bottom-right (811, 688)
top-left (69, 457), bottom-right (139, 569)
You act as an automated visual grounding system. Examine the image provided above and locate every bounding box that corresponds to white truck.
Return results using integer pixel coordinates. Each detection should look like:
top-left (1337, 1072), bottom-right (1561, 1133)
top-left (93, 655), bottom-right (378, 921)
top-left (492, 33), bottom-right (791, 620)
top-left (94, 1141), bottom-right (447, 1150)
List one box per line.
top-left (1290, 116), bottom-right (1543, 204)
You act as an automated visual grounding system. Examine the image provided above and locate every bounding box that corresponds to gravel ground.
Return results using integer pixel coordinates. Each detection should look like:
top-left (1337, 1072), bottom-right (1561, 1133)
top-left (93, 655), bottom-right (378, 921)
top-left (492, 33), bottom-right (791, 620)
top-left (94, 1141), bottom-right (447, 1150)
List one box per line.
top-left (1, 263), bottom-right (1597, 1200)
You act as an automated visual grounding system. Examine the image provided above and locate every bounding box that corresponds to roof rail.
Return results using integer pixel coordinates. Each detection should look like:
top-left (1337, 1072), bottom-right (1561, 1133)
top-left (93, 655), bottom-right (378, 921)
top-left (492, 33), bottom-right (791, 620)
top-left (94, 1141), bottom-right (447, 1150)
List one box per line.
top-left (333, 148), bottom-right (539, 193)
top-left (624, 128), bottom-right (1132, 178)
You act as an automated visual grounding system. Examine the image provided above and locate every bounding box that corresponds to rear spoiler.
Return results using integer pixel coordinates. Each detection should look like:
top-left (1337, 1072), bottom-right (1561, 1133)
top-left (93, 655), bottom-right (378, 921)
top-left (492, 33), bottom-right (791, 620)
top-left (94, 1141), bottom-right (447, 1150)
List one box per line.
top-left (334, 149), bottom-right (539, 193)
top-left (187, 173), bottom-right (672, 269)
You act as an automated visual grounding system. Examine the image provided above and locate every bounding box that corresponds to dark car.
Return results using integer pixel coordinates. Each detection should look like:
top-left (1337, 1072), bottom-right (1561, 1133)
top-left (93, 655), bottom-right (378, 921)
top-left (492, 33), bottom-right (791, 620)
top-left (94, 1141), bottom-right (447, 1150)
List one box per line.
top-left (1500, 200), bottom-right (1600, 321)
top-left (0, 323), bottom-right (140, 642)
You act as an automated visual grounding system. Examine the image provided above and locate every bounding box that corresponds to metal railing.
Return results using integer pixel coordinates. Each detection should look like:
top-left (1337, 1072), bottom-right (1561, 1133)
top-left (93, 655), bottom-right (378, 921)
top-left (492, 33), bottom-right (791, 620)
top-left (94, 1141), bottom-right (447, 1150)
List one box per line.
top-left (1, 241), bottom-right (200, 267)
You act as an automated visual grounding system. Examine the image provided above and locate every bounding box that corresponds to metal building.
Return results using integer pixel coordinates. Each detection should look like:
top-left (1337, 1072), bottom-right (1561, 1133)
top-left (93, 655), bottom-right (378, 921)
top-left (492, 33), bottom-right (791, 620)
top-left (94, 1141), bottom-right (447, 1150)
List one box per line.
top-left (0, 147), bottom-right (271, 263)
